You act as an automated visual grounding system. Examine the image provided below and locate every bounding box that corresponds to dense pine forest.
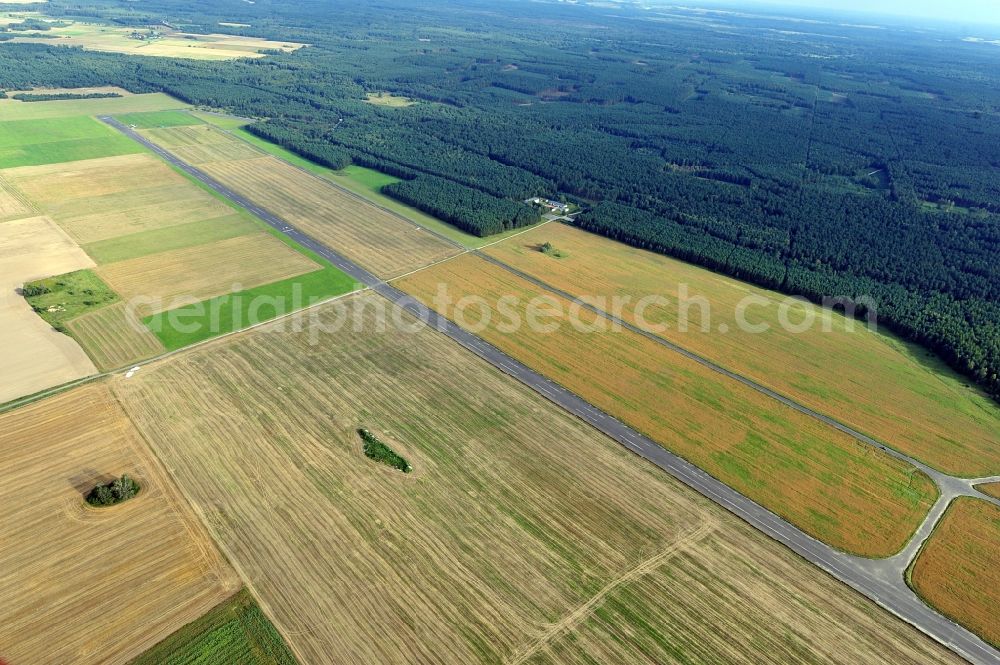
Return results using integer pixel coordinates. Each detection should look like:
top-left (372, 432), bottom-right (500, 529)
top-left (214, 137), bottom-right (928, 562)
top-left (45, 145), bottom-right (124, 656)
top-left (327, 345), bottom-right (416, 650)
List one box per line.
top-left (1, 0), bottom-right (998, 400)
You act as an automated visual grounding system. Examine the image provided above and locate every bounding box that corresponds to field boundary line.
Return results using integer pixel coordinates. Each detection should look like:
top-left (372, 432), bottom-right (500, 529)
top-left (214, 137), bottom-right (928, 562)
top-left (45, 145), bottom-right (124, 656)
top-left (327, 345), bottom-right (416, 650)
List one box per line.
top-left (109, 382), bottom-right (310, 665)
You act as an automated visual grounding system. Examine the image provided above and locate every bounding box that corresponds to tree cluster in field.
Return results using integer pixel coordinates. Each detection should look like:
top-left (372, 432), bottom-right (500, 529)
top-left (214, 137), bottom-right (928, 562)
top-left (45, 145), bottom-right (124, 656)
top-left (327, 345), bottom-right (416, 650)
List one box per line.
top-left (21, 283), bottom-right (50, 298)
top-left (358, 429), bottom-right (412, 473)
top-left (12, 92), bottom-right (121, 102)
top-left (540, 242), bottom-right (565, 258)
top-left (383, 176), bottom-right (539, 236)
top-left (86, 474), bottom-right (140, 507)
top-left (2, 0), bottom-right (998, 399)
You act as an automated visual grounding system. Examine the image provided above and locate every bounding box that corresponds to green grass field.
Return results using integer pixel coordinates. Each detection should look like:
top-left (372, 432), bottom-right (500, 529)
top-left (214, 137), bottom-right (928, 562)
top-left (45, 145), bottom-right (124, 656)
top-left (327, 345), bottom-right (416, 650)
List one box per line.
top-left (144, 263), bottom-right (358, 350)
top-left (0, 116), bottom-right (142, 168)
top-left (131, 589), bottom-right (297, 665)
top-left (24, 269), bottom-right (118, 331)
top-left (116, 110), bottom-right (205, 129)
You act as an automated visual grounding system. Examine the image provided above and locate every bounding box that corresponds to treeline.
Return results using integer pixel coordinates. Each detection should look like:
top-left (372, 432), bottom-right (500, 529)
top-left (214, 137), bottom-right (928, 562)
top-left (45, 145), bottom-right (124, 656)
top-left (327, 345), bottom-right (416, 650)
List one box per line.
top-left (383, 176), bottom-right (540, 236)
top-left (246, 122), bottom-right (351, 170)
top-left (12, 91), bottom-right (121, 101)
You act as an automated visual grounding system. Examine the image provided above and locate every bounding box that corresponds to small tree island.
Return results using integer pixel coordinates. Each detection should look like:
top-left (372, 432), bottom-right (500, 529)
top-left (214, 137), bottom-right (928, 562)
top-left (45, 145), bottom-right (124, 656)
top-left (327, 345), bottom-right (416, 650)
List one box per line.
top-left (86, 474), bottom-right (140, 507)
top-left (358, 429), bottom-right (412, 473)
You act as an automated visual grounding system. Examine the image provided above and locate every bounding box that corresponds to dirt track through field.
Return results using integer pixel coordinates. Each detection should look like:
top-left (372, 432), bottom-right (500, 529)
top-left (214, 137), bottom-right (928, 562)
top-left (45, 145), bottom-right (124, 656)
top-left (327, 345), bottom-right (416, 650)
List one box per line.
top-left (508, 520), bottom-right (717, 665)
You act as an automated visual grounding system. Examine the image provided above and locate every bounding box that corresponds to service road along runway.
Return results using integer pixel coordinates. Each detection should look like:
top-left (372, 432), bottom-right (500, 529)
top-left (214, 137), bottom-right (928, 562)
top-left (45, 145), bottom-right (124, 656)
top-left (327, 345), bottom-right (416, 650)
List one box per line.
top-left (101, 116), bottom-right (1000, 665)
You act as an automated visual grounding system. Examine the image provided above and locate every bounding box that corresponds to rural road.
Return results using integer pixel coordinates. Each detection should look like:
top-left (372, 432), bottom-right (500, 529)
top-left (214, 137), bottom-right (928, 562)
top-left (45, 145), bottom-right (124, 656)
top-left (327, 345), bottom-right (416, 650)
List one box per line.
top-left (101, 116), bottom-right (1000, 665)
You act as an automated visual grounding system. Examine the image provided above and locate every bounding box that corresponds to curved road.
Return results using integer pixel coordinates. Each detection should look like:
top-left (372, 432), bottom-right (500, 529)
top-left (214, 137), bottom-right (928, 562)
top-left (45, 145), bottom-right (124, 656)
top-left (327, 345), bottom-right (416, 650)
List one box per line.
top-left (101, 116), bottom-right (1000, 665)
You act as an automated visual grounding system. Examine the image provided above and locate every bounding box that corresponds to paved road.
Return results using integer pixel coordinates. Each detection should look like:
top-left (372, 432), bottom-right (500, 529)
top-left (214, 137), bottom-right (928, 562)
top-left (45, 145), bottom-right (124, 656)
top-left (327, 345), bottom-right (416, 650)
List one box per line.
top-left (101, 117), bottom-right (1000, 665)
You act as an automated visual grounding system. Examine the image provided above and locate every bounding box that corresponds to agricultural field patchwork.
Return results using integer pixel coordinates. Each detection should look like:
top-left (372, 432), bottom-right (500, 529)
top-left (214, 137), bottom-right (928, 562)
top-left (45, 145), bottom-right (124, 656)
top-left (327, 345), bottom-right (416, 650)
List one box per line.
top-left (396, 254), bottom-right (938, 557)
top-left (0, 215), bottom-right (96, 403)
top-left (910, 498), bottom-right (1000, 649)
top-left (182, 114), bottom-right (487, 247)
top-left (484, 223), bottom-right (1000, 477)
top-left (0, 129), bottom-right (355, 378)
top-left (113, 293), bottom-right (958, 665)
top-left (521, 522), bottom-right (958, 665)
top-left (0, 384), bottom-right (240, 663)
top-left (4, 153), bottom-right (236, 244)
top-left (9, 20), bottom-right (306, 60)
top-left (83, 214), bottom-right (257, 264)
top-left (139, 124), bottom-right (461, 278)
top-left (145, 263), bottom-right (358, 350)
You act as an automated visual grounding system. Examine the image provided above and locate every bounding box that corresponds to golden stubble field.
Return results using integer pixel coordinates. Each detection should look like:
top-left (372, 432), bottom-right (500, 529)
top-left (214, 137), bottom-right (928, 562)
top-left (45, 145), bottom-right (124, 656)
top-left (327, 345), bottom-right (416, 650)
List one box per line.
top-left (977, 482), bottom-right (1000, 500)
top-left (910, 498), bottom-right (1000, 649)
top-left (67, 302), bottom-right (165, 371)
top-left (0, 171), bottom-right (33, 220)
top-left (0, 383), bottom-right (240, 663)
top-left (140, 125), bottom-right (461, 278)
top-left (0, 215), bottom-right (96, 403)
top-left (396, 254), bottom-right (938, 557)
top-left (112, 293), bottom-right (959, 665)
top-left (484, 223), bottom-right (1000, 476)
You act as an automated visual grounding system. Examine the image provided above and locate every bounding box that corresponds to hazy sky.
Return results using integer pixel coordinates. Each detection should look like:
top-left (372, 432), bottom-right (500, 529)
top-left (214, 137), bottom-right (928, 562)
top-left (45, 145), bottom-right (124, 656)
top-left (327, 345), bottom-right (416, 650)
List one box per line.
top-left (739, 0), bottom-right (1000, 25)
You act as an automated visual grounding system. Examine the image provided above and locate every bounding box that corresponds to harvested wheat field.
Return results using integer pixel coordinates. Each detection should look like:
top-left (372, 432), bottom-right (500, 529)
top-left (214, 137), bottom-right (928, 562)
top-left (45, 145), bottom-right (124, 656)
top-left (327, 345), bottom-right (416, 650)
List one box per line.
top-left (114, 293), bottom-right (958, 665)
top-left (0, 216), bottom-right (96, 403)
top-left (139, 125), bottom-right (460, 278)
top-left (96, 233), bottom-right (319, 315)
top-left (397, 254), bottom-right (937, 557)
top-left (485, 224), bottom-right (1000, 476)
top-left (910, 498), bottom-right (1000, 648)
top-left (0, 384), bottom-right (239, 663)
top-left (0, 173), bottom-right (33, 221)
top-left (977, 482), bottom-right (1000, 500)
top-left (4, 153), bottom-right (235, 244)
top-left (68, 302), bottom-right (166, 370)
top-left (519, 521), bottom-right (957, 665)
